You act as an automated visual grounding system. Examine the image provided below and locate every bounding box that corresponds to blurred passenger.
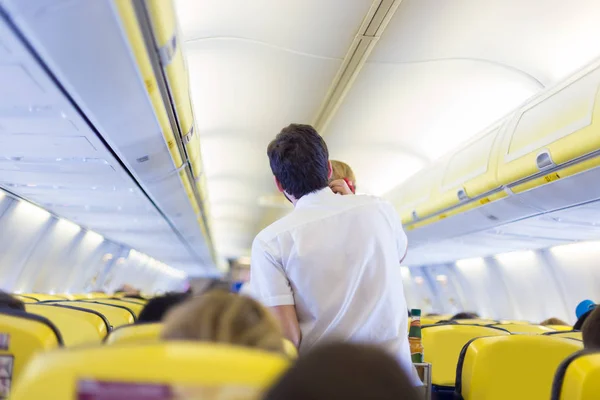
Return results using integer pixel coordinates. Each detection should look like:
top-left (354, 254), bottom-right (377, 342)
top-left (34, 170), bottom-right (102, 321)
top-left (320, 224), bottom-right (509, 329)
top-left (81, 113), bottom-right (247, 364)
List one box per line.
top-left (137, 292), bottom-right (191, 323)
top-left (450, 312), bottom-right (479, 320)
top-left (162, 291), bottom-right (285, 354)
top-left (540, 317), bottom-right (569, 326)
top-left (263, 342), bottom-right (421, 400)
top-left (0, 292), bottom-right (25, 311)
top-left (574, 300), bottom-right (596, 330)
top-left (582, 306), bottom-right (600, 349)
top-left (329, 160), bottom-right (356, 195)
top-left (252, 124), bottom-right (420, 385)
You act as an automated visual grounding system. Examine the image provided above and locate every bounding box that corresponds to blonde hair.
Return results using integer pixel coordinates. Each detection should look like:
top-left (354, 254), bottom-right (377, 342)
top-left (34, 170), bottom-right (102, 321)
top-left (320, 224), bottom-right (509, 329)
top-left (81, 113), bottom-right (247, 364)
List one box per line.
top-left (161, 291), bottom-right (285, 354)
top-left (330, 160), bottom-right (356, 186)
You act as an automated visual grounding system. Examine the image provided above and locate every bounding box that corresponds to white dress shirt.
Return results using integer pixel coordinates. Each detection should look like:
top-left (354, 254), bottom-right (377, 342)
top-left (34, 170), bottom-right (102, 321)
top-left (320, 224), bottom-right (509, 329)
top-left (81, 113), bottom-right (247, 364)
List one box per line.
top-left (251, 187), bottom-right (420, 384)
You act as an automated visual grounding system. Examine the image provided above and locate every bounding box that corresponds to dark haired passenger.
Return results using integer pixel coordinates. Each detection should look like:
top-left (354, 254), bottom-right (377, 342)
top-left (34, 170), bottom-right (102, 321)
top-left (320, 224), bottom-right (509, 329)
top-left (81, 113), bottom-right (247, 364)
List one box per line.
top-left (450, 312), bottom-right (479, 320)
top-left (582, 306), bottom-right (600, 349)
top-left (137, 292), bottom-right (190, 323)
top-left (263, 342), bottom-right (421, 400)
top-left (0, 292), bottom-right (25, 311)
top-left (251, 124), bottom-right (420, 385)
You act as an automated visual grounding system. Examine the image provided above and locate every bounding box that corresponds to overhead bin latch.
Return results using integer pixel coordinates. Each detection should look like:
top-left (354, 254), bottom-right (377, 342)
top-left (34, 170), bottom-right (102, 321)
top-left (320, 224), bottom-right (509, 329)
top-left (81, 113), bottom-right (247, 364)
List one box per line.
top-left (536, 149), bottom-right (555, 170)
top-left (457, 188), bottom-right (469, 202)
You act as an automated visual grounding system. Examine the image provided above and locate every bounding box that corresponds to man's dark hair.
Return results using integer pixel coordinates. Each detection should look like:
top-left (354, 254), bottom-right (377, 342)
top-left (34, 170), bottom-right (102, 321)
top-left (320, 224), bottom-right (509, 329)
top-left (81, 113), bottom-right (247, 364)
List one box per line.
top-left (0, 292), bottom-right (25, 311)
top-left (450, 312), bottom-right (479, 320)
top-left (583, 307), bottom-right (600, 349)
top-left (263, 342), bottom-right (420, 400)
top-left (267, 124), bottom-right (329, 199)
top-left (137, 292), bottom-right (190, 323)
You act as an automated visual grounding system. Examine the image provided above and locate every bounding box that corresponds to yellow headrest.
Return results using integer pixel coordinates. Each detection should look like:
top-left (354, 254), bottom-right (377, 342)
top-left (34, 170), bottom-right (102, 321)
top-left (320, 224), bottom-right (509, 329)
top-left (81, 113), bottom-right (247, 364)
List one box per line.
top-left (25, 304), bottom-right (105, 346)
top-left (548, 325), bottom-right (574, 332)
top-left (454, 319), bottom-right (499, 325)
top-left (105, 323), bottom-right (162, 345)
top-left (0, 310), bottom-right (63, 389)
top-left (457, 335), bottom-right (583, 400)
top-left (13, 296), bottom-right (37, 304)
top-left (52, 301), bottom-right (134, 328)
top-left (21, 294), bottom-right (68, 302)
top-left (552, 351), bottom-right (600, 400)
top-left (544, 331), bottom-right (583, 341)
top-left (11, 343), bottom-right (289, 400)
top-left (499, 320), bottom-right (531, 325)
top-left (85, 299), bottom-right (144, 318)
top-left (105, 323), bottom-right (298, 359)
top-left (422, 324), bottom-right (510, 386)
top-left (491, 324), bottom-right (554, 334)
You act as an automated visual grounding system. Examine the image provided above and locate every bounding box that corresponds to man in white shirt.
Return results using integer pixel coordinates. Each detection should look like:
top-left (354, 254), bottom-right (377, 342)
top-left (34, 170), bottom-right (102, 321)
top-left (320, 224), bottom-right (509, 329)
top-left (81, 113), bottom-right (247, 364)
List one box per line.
top-left (251, 124), bottom-right (420, 384)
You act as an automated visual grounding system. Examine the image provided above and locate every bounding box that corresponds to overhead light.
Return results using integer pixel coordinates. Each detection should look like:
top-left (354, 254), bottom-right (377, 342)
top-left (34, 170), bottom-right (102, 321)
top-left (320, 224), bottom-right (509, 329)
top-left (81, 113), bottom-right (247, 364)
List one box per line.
top-left (436, 274), bottom-right (448, 284)
top-left (85, 230), bottom-right (104, 244)
top-left (495, 250), bottom-right (535, 264)
top-left (550, 240), bottom-right (600, 257)
top-left (414, 276), bottom-right (425, 285)
top-left (236, 256), bottom-right (251, 266)
top-left (102, 253), bottom-right (114, 263)
top-left (455, 257), bottom-right (485, 269)
top-left (116, 257), bottom-right (126, 265)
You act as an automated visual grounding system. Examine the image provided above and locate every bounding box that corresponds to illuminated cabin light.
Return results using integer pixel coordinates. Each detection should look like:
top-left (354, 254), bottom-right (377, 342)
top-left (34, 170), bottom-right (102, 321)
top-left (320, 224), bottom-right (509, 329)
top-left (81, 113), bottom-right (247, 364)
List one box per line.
top-left (436, 274), bottom-right (448, 284)
top-left (102, 254), bottom-right (114, 263)
top-left (414, 276), bottom-right (425, 285)
top-left (116, 257), bottom-right (126, 266)
top-left (494, 250), bottom-right (535, 264)
top-left (455, 257), bottom-right (485, 268)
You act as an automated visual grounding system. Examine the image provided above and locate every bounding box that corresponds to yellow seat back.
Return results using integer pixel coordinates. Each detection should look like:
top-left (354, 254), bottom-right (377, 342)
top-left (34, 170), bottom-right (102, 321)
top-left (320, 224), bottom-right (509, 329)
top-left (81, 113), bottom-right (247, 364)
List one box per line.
top-left (26, 304), bottom-right (106, 346)
top-left (11, 343), bottom-right (289, 400)
top-left (13, 296), bottom-right (37, 304)
top-left (454, 319), bottom-right (499, 325)
top-left (422, 324), bottom-right (510, 386)
top-left (105, 323), bottom-right (299, 359)
top-left (491, 324), bottom-right (554, 334)
top-left (53, 301), bottom-right (134, 328)
top-left (105, 323), bottom-right (162, 345)
top-left (0, 310), bottom-right (63, 392)
top-left (499, 320), bottom-right (531, 325)
top-left (548, 325), bottom-right (574, 332)
top-left (88, 299), bottom-right (144, 317)
top-left (544, 331), bottom-right (583, 341)
top-left (21, 294), bottom-right (68, 301)
top-left (552, 351), bottom-right (600, 400)
top-left (457, 335), bottom-right (582, 400)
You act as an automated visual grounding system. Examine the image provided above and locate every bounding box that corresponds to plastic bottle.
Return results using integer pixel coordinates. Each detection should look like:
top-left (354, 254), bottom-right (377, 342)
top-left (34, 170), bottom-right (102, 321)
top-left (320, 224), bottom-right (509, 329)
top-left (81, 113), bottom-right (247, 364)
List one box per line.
top-left (409, 308), bottom-right (424, 363)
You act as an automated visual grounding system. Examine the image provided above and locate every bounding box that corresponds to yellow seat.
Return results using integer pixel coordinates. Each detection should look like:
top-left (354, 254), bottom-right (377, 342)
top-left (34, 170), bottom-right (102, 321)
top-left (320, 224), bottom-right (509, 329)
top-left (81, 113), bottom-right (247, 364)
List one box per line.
top-left (548, 325), bottom-right (574, 332)
top-left (52, 301), bottom-right (134, 329)
top-left (422, 324), bottom-right (510, 387)
top-left (544, 331), bottom-right (583, 341)
top-left (499, 320), bottom-right (531, 325)
top-left (552, 350), bottom-right (600, 400)
top-left (0, 309), bottom-right (63, 392)
top-left (26, 304), bottom-right (107, 346)
top-left (457, 335), bottom-right (582, 400)
top-left (454, 319), bottom-right (499, 325)
top-left (87, 299), bottom-right (144, 317)
top-left (490, 324), bottom-right (554, 334)
top-left (11, 342), bottom-right (289, 400)
top-left (21, 294), bottom-right (68, 302)
top-left (105, 323), bottom-right (162, 345)
top-left (105, 323), bottom-right (298, 359)
top-left (13, 296), bottom-right (37, 304)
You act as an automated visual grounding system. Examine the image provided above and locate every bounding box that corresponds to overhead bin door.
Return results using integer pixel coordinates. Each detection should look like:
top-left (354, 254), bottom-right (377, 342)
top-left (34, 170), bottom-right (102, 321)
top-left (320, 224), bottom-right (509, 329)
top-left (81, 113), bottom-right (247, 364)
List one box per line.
top-left (397, 166), bottom-right (442, 224)
top-left (497, 61), bottom-right (600, 188)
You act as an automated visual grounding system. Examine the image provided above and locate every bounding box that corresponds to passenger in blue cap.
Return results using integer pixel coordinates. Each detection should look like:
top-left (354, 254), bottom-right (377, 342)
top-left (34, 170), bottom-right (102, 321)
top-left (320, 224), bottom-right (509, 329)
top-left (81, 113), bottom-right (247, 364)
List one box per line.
top-left (574, 300), bottom-right (596, 331)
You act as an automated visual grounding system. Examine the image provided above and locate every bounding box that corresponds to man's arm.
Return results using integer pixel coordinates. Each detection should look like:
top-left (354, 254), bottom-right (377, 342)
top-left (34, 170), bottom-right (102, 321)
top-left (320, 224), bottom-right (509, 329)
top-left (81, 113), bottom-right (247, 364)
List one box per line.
top-left (270, 305), bottom-right (301, 348)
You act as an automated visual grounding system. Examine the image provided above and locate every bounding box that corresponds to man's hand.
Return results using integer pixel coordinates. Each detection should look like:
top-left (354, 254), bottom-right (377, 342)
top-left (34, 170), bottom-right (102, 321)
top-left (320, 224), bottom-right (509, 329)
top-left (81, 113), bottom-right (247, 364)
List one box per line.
top-left (270, 305), bottom-right (301, 348)
top-left (329, 179), bottom-right (354, 195)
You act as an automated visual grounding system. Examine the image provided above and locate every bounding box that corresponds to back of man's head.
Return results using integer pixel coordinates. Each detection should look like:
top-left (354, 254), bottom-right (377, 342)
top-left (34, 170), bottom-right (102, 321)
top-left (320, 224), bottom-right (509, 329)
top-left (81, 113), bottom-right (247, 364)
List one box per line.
top-left (267, 124), bottom-right (329, 199)
top-left (582, 306), bottom-right (600, 349)
top-left (137, 292), bottom-right (190, 323)
top-left (0, 292), bottom-right (24, 312)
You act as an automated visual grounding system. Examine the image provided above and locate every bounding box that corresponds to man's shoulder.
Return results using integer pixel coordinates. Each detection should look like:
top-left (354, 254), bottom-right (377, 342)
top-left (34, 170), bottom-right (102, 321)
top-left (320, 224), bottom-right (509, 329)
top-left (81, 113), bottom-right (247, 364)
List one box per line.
top-left (343, 193), bottom-right (395, 211)
top-left (254, 212), bottom-right (298, 245)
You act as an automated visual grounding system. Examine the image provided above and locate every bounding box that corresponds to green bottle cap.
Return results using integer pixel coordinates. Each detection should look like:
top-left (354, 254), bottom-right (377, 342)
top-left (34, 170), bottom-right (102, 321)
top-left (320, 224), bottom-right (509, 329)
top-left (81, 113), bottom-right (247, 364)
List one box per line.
top-left (410, 309), bottom-right (421, 317)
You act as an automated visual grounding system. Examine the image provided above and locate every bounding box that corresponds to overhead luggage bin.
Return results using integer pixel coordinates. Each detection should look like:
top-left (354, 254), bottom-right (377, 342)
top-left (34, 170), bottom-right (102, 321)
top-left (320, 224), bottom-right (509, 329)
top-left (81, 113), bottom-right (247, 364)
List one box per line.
top-left (397, 165), bottom-right (444, 225)
top-left (551, 350), bottom-right (600, 400)
top-left (11, 343), bottom-right (289, 400)
top-left (497, 60), bottom-right (600, 190)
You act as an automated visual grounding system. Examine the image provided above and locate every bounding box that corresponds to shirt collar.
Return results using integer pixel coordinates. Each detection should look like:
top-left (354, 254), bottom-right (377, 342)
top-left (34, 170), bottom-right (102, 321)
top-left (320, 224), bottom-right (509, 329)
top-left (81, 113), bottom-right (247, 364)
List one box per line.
top-left (295, 187), bottom-right (335, 209)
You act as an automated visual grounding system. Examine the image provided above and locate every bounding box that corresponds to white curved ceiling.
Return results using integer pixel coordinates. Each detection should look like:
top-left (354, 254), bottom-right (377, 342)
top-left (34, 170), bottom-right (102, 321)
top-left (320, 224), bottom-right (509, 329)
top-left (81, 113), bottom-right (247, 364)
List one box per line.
top-left (175, 0), bottom-right (600, 260)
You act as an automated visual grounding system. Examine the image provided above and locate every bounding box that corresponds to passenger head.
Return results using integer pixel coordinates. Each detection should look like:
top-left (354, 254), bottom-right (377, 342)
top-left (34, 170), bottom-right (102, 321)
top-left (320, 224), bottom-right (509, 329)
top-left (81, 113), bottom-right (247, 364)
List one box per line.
top-left (137, 292), bottom-right (190, 323)
top-left (540, 317), bottom-right (569, 326)
top-left (267, 124), bottom-right (331, 200)
top-left (263, 342), bottom-right (420, 400)
top-left (0, 292), bottom-right (24, 312)
top-left (582, 306), bottom-right (600, 349)
top-left (162, 291), bottom-right (284, 353)
top-left (450, 312), bottom-right (479, 320)
top-left (330, 160), bottom-right (356, 193)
